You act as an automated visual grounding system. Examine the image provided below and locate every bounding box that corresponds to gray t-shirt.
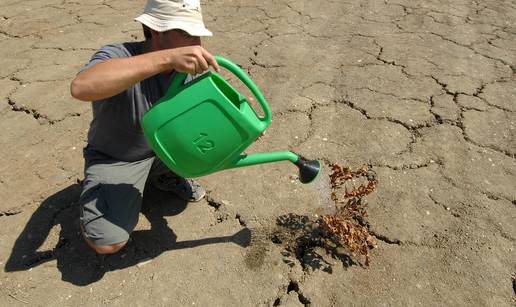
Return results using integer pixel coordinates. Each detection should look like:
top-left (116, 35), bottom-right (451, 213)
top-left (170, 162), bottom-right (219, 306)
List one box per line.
top-left (80, 42), bottom-right (175, 162)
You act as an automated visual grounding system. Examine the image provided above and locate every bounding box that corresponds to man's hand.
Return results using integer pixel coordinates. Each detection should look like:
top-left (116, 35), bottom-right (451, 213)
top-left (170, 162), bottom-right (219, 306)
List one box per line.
top-left (165, 46), bottom-right (221, 75)
top-left (256, 131), bottom-right (266, 141)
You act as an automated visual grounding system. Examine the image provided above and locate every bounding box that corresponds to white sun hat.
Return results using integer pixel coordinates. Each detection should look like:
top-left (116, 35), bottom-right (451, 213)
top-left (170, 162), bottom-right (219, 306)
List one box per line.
top-left (135, 0), bottom-right (213, 37)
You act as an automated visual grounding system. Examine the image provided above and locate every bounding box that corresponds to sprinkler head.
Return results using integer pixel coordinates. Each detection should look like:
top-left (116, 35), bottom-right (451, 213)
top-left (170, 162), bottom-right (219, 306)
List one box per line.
top-left (294, 156), bottom-right (321, 184)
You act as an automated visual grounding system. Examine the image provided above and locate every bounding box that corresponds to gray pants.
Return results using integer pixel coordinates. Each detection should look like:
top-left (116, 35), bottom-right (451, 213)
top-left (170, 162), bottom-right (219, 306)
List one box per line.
top-left (79, 154), bottom-right (169, 246)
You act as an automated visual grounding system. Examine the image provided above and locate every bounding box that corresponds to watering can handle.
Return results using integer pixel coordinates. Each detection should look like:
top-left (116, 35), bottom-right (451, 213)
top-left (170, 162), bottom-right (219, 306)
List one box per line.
top-left (214, 56), bottom-right (272, 126)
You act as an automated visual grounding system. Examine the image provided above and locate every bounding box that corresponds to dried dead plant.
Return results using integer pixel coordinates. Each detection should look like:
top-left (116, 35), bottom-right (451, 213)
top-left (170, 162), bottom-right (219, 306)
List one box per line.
top-left (321, 163), bottom-right (377, 266)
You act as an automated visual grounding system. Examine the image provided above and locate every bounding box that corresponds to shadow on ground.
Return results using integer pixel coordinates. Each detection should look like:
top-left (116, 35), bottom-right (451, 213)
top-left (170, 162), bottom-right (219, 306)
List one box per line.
top-left (4, 183), bottom-right (250, 286)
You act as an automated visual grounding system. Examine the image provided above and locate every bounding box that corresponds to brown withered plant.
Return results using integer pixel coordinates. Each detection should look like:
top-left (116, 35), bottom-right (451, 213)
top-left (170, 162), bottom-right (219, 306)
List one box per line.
top-left (320, 163), bottom-right (377, 266)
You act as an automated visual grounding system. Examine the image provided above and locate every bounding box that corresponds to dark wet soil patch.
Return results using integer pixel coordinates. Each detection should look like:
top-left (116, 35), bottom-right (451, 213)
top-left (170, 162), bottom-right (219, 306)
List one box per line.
top-left (245, 164), bottom-right (378, 271)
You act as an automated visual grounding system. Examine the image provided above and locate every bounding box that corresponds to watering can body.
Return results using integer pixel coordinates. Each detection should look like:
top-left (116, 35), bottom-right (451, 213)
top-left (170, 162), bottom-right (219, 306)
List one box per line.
top-left (142, 56), bottom-right (273, 178)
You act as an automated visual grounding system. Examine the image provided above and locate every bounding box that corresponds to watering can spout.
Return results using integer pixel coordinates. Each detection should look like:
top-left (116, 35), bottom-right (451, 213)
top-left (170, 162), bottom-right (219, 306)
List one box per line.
top-left (225, 152), bottom-right (321, 184)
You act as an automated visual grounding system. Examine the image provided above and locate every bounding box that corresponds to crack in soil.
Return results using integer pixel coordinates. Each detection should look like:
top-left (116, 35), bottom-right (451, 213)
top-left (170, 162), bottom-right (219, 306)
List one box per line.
top-left (32, 46), bottom-right (97, 52)
top-left (205, 193), bottom-right (249, 226)
top-left (430, 76), bottom-right (515, 159)
top-left (373, 41), bottom-right (415, 79)
top-left (281, 104), bottom-right (317, 150)
top-left (272, 279), bottom-right (312, 306)
top-left (337, 97), bottom-right (431, 132)
top-left (0, 210), bottom-right (22, 217)
top-left (235, 213), bottom-right (247, 227)
top-left (248, 57), bottom-right (285, 69)
top-left (437, 164), bottom-right (515, 205)
top-left (7, 96), bottom-right (82, 125)
top-left (427, 31), bottom-right (513, 70)
top-left (372, 160), bottom-right (441, 171)
top-left (428, 194), bottom-right (455, 214)
top-left (205, 193), bottom-right (231, 224)
top-left (368, 230), bottom-right (401, 245)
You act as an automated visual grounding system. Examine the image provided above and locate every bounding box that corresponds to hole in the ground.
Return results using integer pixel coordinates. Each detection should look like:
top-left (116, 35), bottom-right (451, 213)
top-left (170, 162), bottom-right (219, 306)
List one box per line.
top-left (235, 213), bottom-right (246, 226)
top-left (271, 234), bottom-right (282, 244)
top-left (273, 297), bottom-right (281, 306)
top-left (298, 293), bottom-right (311, 305)
top-left (287, 280), bottom-right (299, 293)
top-left (486, 194), bottom-right (499, 200)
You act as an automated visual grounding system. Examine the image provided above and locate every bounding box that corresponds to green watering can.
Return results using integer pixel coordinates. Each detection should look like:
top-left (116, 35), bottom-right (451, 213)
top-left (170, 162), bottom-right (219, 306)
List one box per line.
top-left (142, 56), bottom-right (321, 184)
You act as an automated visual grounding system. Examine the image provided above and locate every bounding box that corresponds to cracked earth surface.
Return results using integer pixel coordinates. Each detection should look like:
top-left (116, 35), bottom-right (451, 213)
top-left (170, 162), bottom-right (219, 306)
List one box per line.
top-left (1, 0), bottom-right (515, 306)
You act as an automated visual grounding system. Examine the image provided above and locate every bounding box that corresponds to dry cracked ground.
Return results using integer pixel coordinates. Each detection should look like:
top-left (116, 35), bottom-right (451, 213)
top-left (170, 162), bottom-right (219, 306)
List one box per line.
top-left (1, 0), bottom-right (515, 306)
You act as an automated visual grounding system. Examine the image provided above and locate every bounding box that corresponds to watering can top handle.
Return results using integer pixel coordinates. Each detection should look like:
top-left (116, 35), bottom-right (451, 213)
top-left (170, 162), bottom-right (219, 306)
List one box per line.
top-left (214, 56), bottom-right (272, 125)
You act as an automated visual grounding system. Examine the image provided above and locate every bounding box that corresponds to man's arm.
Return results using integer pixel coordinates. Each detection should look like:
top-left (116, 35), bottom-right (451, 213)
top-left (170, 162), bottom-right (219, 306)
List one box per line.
top-left (70, 45), bottom-right (220, 102)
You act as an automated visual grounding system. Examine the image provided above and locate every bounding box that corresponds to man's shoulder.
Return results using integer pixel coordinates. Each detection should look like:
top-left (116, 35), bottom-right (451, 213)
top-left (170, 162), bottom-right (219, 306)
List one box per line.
top-left (78, 41), bottom-right (145, 74)
top-left (97, 41), bottom-right (145, 58)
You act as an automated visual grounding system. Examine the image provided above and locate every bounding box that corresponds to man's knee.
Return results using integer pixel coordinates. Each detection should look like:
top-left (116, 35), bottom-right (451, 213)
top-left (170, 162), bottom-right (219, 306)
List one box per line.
top-left (83, 235), bottom-right (127, 254)
top-left (94, 241), bottom-right (127, 254)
